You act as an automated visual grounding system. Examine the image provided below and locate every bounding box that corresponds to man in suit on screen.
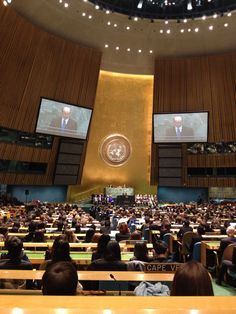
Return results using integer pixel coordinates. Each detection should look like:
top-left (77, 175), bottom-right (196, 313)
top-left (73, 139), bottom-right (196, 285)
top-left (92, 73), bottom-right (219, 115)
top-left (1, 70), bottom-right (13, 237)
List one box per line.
top-left (165, 115), bottom-right (194, 140)
top-left (50, 106), bottom-right (77, 134)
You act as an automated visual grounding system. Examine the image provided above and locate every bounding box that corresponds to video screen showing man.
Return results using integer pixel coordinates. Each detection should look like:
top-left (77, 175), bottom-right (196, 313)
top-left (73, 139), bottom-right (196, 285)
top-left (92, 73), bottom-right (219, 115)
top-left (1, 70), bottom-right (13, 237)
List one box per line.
top-left (165, 115), bottom-right (194, 139)
top-left (50, 106), bottom-right (77, 134)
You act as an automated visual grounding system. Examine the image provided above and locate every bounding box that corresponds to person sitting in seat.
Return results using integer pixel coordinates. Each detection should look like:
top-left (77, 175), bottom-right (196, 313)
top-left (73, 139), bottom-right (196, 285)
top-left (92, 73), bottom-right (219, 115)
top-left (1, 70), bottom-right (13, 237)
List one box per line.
top-left (42, 261), bottom-right (82, 295)
top-left (218, 226), bottom-right (236, 263)
top-left (177, 220), bottom-right (193, 240)
top-left (151, 240), bottom-right (172, 263)
top-left (0, 236), bottom-right (33, 289)
top-left (171, 260), bottom-right (214, 296)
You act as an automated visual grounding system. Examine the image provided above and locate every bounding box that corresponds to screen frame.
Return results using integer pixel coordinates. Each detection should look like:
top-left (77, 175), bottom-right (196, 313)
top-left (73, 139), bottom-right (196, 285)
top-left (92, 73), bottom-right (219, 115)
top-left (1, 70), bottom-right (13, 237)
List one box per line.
top-left (35, 97), bottom-right (93, 141)
top-left (152, 111), bottom-right (209, 144)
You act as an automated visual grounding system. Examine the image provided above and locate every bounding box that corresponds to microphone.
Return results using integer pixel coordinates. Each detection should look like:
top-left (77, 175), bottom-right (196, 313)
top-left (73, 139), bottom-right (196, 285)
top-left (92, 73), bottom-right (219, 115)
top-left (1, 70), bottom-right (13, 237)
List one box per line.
top-left (110, 274), bottom-right (121, 296)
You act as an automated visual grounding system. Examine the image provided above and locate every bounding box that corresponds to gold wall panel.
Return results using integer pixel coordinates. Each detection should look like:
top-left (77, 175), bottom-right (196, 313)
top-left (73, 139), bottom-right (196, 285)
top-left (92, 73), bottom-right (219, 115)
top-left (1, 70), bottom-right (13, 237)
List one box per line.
top-left (69, 71), bottom-right (156, 200)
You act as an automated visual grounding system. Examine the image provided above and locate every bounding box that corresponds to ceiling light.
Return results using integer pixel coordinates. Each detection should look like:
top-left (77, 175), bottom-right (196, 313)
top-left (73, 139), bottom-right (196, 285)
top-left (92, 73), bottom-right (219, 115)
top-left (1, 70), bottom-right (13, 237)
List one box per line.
top-left (106, 10), bottom-right (110, 14)
top-left (83, 0), bottom-right (87, 2)
top-left (138, 49), bottom-right (142, 53)
top-left (126, 26), bottom-right (130, 30)
top-left (134, 17), bottom-right (138, 21)
top-left (114, 24), bottom-right (117, 27)
top-left (213, 13), bottom-right (217, 18)
top-left (105, 44), bottom-right (109, 48)
top-left (95, 5), bottom-right (99, 9)
top-left (165, 20), bottom-right (169, 24)
top-left (202, 15), bottom-right (206, 20)
top-left (137, 0), bottom-right (143, 9)
top-left (227, 12), bottom-right (232, 17)
top-left (116, 46), bottom-right (119, 50)
top-left (166, 29), bottom-right (171, 34)
top-left (88, 15), bottom-right (92, 19)
top-left (183, 18), bottom-right (187, 23)
top-left (160, 29), bottom-right (163, 33)
top-left (180, 29), bottom-right (184, 33)
top-left (224, 23), bottom-right (228, 27)
top-left (82, 12), bottom-right (86, 16)
top-left (59, 0), bottom-right (63, 3)
top-left (64, 2), bottom-right (68, 7)
top-left (187, 0), bottom-right (193, 11)
top-left (209, 25), bottom-right (213, 30)
top-left (188, 28), bottom-right (191, 32)
top-left (107, 21), bottom-right (111, 25)
top-left (3, 0), bottom-right (8, 5)
top-left (149, 50), bottom-right (153, 54)
top-left (194, 27), bottom-right (199, 32)
top-left (127, 48), bottom-right (131, 52)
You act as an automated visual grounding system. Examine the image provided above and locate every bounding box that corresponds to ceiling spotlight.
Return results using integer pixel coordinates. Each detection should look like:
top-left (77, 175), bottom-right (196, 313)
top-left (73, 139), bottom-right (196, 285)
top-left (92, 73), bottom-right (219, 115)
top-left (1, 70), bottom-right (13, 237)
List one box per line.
top-left (105, 44), bottom-right (109, 48)
top-left (106, 10), bottom-right (110, 14)
top-left (107, 21), bottom-right (111, 25)
top-left (224, 23), bottom-right (228, 27)
top-left (126, 26), bottom-right (130, 30)
top-left (183, 18), bottom-right (187, 23)
top-left (213, 13), bottom-right (217, 18)
top-left (202, 15), bottom-right (206, 20)
top-left (127, 48), bottom-right (131, 52)
top-left (188, 28), bottom-right (191, 32)
top-left (88, 15), bottom-right (92, 19)
top-left (82, 12), bottom-right (86, 16)
top-left (134, 17), bottom-right (138, 21)
top-left (3, 0), bottom-right (8, 5)
top-left (59, 0), bottom-right (63, 3)
top-left (137, 0), bottom-right (143, 9)
top-left (194, 27), bottom-right (199, 32)
top-left (149, 50), bottom-right (153, 54)
top-left (166, 29), bottom-right (171, 34)
top-left (95, 5), bottom-right (99, 10)
top-left (64, 2), bottom-right (68, 7)
top-left (114, 23), bottom-right (117, 27)
top-left (227, 12), bottom-right (232, 17)
top-left (165, 20), bottom-right (169, 24)
top-left (138, 49), bottom-right (142, 53)
top-left (209, 25), bottom-right (213, 30)
top-left (160, 29), bottom-right (164, 33)
top-left (180, 29), bottom-right (184, 33)
top-left (187, 0), bottom-right (193, 11)
top-left (116, 46), bottom-right (119, 50)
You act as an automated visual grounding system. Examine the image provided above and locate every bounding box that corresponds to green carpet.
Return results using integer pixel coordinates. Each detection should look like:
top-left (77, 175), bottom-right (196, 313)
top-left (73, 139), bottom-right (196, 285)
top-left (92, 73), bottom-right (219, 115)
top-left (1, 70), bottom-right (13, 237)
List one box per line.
top-left (213, 279), bottom-right (236, 296)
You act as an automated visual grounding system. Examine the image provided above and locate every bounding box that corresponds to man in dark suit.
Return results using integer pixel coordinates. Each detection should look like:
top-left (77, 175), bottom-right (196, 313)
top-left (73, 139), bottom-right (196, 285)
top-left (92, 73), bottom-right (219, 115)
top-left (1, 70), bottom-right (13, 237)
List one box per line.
top-left (50, 106), bottom-right (77, 134)
top-left (218, 226), bottom-right (236, 262)
top-left (165, 115), bottom-right (194, 140)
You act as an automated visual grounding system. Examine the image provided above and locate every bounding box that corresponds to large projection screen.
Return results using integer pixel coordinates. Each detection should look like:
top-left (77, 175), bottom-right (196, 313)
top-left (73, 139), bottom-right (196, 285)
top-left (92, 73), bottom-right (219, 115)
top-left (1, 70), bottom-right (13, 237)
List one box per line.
top-left (153, 112), bottom-right (208, 143)
top-left (35, 98), bottom-right (92, 140)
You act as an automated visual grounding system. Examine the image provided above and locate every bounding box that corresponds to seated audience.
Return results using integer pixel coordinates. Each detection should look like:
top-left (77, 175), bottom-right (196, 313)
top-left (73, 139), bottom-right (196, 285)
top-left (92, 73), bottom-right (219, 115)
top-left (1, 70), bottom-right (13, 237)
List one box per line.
top-left (64, 229), bottom-right (79, 243)
top-left (42, 261), bottom-right (82, 295)
top-left (171, 260), bottom-right (214, 296)
top-left (177, 220), bottom-right (193, 240)
top-left (152, 240), bottom-right (172, 263)
top-left (130, 242), bottom-right (152, 263)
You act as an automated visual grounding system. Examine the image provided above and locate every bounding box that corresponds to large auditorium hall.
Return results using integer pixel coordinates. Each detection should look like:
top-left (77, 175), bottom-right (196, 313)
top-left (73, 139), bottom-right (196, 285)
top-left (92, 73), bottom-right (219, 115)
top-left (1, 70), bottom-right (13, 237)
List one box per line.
top-left (0, 0), bottom-right (236, 313)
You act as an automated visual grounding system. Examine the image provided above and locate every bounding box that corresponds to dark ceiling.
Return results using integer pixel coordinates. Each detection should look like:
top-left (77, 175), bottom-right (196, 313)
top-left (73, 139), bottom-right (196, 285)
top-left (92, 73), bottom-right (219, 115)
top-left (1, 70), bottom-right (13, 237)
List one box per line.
top-left (89, 0), bottom-right (236, 19)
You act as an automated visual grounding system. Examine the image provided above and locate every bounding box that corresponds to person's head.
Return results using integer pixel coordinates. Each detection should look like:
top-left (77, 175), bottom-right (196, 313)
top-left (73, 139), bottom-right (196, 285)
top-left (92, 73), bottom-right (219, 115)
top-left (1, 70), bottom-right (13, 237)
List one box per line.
top-left (62, 106), bottom-right (71, 119)
top-left (173, 116), bottom-right (183, 128)
top-left (96, 234), bottom-right (110, 254)
top-left (5, 236), bottom-right (23, 259)
top-left (130, 231), bottom-right (142, 240)
top-left (226, 226), bottom-right (235, 237)
top-left (51, 235), bottom-right (71, 262)
top-left (104, 240), bottom-right (121, 261)
top-left (153, 240), bottom-right (168, 257)
top-left (118, 223), bottom-right (129, 234)
top-left (134, 242), bottom-right (149, 262)
top-left (84, 228), bottom-right (95, 242)
top-left (197, 225), bottom-right (205, 236)
top-left (34, 230), bottom-right (45, 242)
top-left (171, 261), bottom-right (214, 296)
top-left (28, 221), bottom-right (37, 233)
top-left (42, 261), bottom-right (78, 295)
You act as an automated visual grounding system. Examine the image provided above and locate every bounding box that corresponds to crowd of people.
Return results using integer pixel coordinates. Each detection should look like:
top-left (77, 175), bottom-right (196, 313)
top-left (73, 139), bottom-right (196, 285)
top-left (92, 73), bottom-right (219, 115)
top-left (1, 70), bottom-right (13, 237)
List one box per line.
top-left (0, 197), bottom-right (235, 295)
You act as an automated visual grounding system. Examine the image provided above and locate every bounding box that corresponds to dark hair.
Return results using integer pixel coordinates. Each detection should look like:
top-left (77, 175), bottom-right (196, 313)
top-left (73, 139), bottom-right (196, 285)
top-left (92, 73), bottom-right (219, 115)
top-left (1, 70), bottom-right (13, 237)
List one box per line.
top-left (171, 261), bottom-right (214, 296)
top-left (51, 235), bottom-right (71, 262)
top-left (118, 223), bottom-right (129, 234)
top-left (130, 231), bottom-right (142, 240)
top-left (104, 240), bottom-right (121, 262)
top-left (84, 228), bottom-right (95, 243)
top-left (5, 236), bottom-right (23, 259)
top-left (153, 240), bottom-right (168, 255)
top-left (42, 261), bottom-right (78, 295)
top-left (96, 234), bottom-right (110, 255)
top-left (133, 242), bottom-right (149, 262)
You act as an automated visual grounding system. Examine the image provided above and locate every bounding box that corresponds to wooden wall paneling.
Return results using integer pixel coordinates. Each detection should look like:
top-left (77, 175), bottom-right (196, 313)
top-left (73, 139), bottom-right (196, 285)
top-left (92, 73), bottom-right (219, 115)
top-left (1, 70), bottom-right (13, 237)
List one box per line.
top-left (0, 6), bottom-right (101, 185)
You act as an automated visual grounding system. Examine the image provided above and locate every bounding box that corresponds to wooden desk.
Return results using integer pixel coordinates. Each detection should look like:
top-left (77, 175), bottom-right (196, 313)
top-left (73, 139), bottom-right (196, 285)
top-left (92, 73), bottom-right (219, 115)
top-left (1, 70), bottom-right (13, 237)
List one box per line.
top-left (0, 295), bottom-right (235, 314)
top-left (201, 241), bottom-right (220, 267)
top-left (0, 270), bottom-right (175, 281)
top-left (7, 233), bottom-right (86, 239)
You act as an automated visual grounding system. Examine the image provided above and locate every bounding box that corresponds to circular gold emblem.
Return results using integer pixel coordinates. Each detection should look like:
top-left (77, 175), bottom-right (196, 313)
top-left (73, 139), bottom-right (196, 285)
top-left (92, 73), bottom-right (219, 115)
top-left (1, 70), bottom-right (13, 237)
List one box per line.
top-left (100, 134), bottom-right (132, 167)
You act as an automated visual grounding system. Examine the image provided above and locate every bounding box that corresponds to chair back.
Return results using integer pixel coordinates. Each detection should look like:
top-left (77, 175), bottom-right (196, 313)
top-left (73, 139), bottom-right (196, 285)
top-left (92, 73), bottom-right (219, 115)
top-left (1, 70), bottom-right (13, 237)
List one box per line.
top-left (163, 233), bottom-right (171, 248)
top-left (181, 231), bottom-right (196, 255)
top-left (192, 241), bottom-right (201, 262)
top-left (222, 243), bottom-right (236, 262)
top-left (143, 228), bottom-right (150, 242)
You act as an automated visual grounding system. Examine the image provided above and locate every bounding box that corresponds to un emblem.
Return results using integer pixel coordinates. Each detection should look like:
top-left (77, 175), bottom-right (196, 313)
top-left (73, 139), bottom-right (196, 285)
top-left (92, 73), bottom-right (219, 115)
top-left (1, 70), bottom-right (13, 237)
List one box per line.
top-left (100, 134), bottom-right (132, 167)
